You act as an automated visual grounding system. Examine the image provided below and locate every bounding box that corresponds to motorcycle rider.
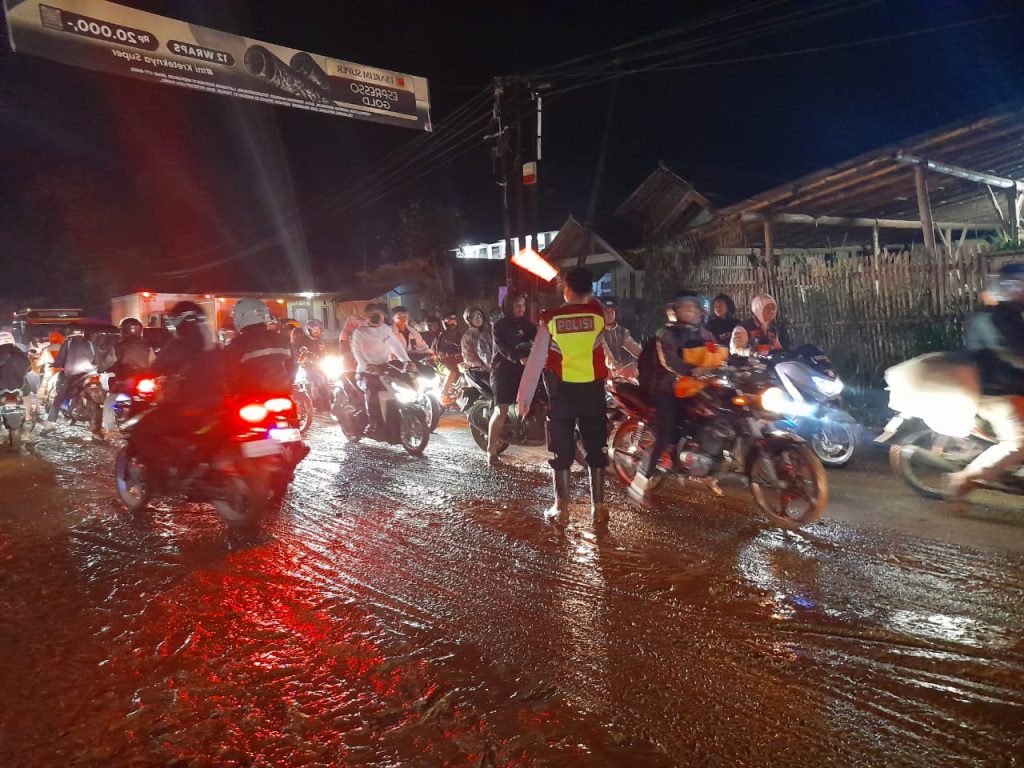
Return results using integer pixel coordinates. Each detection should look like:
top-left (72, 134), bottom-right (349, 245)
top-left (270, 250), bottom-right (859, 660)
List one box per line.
top-left (351, 302), bottom-right (412, 434)
top-left (705, 293), bottom-right (741, 346)
top-left (488, 293), bottom-right (536, 465)
top-left (435, 312), bottom-right (464, 406)
top-left (293, 319), bottom-right (327, 360)
top-left (947, 263), bottom-right (1024, 495)
top-left (518, 268), bottom-right (609, 526)
top-left (224, 298), bottom-right (295, 397)
top-left (628, 291), bottom-right (724, 505)
top-left (40, 326), bottom-right (97, 435)
top-left (420, 316), bottom-right (443, 350)
top-left (601, 298), bottom-right (642, 379)
top-left (133, 302), bottom-right (225, 475)
top-left (99, 318), bottom-right (155, 437)
top-left (0, 331), bottom-right (31, 396)
top-left (338, 310), bottom-right (365, 377)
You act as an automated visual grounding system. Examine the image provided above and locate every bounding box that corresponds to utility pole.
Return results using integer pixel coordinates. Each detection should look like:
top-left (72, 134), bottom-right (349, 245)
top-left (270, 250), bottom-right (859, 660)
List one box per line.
top-left (487, 77), bottom-right (514, 288)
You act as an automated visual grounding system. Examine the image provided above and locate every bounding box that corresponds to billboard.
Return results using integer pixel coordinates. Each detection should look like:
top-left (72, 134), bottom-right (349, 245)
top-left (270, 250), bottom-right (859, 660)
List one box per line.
top-left (4, 0), bottom-right (432, 131)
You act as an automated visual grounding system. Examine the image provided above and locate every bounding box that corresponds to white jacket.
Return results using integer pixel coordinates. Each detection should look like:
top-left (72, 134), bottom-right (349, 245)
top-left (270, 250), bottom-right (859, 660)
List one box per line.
top-left (351, 323), bottom-right (410, 373)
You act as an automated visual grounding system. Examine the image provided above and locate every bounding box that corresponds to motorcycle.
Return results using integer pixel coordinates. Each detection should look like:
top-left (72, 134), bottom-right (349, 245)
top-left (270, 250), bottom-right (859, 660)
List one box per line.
top-left (108, 372), bottom-right (159, 429)
top-left (331, 362), bottom-right (430, 456)
top-left (465, 370), bottom-right (547, 455)
top-left (608, 372), bottom-right (828, 529)
top-left (114, 394), bottom-right (307, 529)
top-left (410, 354), bottom-right (444, 432)
top-left (760, 345), bottom-right (859, 467)
top-left (292, 366), bottom-right (315, 435)
top-left (877, 415), bottom-right (1024, 500)
top-left (1, 388), bottom-right (26, 452)
top-left (57, 370), bottom-right (106, 429)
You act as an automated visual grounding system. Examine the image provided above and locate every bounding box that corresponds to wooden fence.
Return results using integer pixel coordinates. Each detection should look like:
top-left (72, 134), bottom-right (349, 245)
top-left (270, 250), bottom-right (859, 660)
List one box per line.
top-left (683, 246), bottom-right (1024, 385)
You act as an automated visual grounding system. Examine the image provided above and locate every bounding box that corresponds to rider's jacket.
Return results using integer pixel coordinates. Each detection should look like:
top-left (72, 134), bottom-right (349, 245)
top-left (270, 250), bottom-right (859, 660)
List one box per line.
top-left (54, 336), bottom-right (96, 376)
top-left (641, 322), bottom-right (718, 397)
top-left (225, 326), bottom-right (295, 396)
top-left (966, 303), bottom-right (1024, 396)
top-left (460, 327), bottom-right (490, 371)
top-left (112, 336), bottom-right (154, 378)
top-left (395, 324), bottom-right (431, 355)
top-left (602, 322), bottom-right (641, 370)
top-left (434, 327), bottom-right (463, 359)
top-left (0, 343), bottom-right (30, 391)
top-left (351, 323), bottom-right (410, 373)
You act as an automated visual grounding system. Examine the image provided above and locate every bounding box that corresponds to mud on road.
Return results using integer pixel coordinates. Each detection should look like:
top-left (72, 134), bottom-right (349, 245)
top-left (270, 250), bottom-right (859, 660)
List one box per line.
top-left (1, 416), bottom-right (1022, 766)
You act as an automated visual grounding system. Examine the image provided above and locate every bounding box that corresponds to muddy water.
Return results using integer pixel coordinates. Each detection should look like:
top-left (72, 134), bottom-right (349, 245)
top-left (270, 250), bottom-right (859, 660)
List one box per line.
top-left (1, 419), bottom-right (1021, 766)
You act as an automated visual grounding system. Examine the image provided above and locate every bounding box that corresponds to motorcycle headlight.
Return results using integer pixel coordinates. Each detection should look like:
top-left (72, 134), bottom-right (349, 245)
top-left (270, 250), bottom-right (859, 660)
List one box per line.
top-left (416, 375), bottom-right (438, 392)
top-left (760, 386), bottom-right (816, 417)
top-left (812, 374), bottom-right (844, 397)
top-left (391, 383), bottom-right (419, 404)
top-left (320, 355), bottom-right (345, 380)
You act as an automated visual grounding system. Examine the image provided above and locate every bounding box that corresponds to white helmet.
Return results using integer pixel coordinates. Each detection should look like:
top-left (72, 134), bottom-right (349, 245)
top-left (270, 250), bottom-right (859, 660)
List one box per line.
top-left (233, 298), bottom-right (272, 331)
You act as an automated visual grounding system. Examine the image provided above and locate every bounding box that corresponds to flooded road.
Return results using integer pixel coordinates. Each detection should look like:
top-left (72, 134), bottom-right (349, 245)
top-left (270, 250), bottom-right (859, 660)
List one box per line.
top-left (2, 416), bottom-right (1022, 766)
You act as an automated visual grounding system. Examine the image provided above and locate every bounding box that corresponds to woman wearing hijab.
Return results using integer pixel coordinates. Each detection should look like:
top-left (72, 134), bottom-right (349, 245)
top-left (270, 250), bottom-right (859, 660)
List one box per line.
top-left (744, 293), bottom-right (785, 352)
top-left (704, 293), bottom-right (740, 345)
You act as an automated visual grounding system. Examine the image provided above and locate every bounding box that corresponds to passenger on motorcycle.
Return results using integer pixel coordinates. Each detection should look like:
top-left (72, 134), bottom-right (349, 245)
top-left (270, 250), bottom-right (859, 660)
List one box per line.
top-left (628, 292), bottom-right (727, 505)
top-left (40, 327), bottom-right (97, 435)
top-left (420, 316), bottom-right (443, 351)
top-left (435, 312), bottom-right (464, 405)
top-left (99, 318), bottom-right (156, 436)
top-left (338, 311), bottom-right (366, 377)
top-left (488, 294), bottom-right (537, 465)
top-left (392, 306), bottom-right (433, 358)
top-left (460, 306), bottom-right (491, 373)
top-left (600, 298), bottom-right (641, 379)
top-left (225, 298), bottom-right (296, 397)
top-left (947, 263), bottom-right (1024, 496)
top-left (133, 302), bottom-right (226, 475)
top-left (351, 303), bottom-right (412, 434)
top-left (744, 294), bottom-right (785, 352)
top-left (705, 293), bottom-right (742, 346)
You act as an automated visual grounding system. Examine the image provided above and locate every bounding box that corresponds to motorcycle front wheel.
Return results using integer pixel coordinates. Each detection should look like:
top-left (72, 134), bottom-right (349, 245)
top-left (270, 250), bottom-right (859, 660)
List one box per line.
top-left (810, 419), bottom-right (857, 467)
top-left (609, 418), bottom-right (650, 485)
top-left (892, 429), bottom-right (981, 499)
top-left (748, 443), bottom-right (827, 529)
top-left (115, 445), bottom-right (150, 511)
top-left (338, 405), bottom-right (363, 443)
top-left (423, 394), bottom-right (443, 433)
top-left (399, 407), bottom-right (429, 456)
top-left (294, 390), bottom-right (314, 435)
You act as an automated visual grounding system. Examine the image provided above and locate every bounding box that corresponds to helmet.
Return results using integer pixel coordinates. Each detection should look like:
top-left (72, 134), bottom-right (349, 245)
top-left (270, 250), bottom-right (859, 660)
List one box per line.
top-left (601, 297), bottom-right (618, 308)
top-left (119, 317), bottom-right (143, 337)
top-left (0, 331), bottom-right (14, 347)
top-left (992, 263), bottom-right (1024, 305)
top-left (284, 318), bottom-right (301, 330)
top-left (232, 298), bottom-right (272, 331)
top-left (443, 312), bottom-right (459, 326)
top-left (668, 290), bottom-right (702, 310)
top-left (166, 301), bottom-right (205, 330)
top-left (305, 319), bottom-right (324, 335)
top-left (66, 325), bottom-right (85, 337)
top-left (463, 305), bottom-right (484, 324)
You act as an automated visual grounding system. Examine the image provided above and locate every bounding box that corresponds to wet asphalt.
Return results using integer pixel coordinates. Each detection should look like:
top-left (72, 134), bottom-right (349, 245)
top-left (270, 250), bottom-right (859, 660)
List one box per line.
top-left (0, 415), bottom-right (1022, 767)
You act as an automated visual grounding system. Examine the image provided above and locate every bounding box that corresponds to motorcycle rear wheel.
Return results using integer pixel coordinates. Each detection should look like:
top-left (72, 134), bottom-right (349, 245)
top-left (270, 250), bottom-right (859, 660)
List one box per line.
top-left (892, 428), bottom-right (981, 499)
top-left (749, 443), bottom-right (827, 529)
top-left (399, 407), bottom-right (429, 456)
top-left (211, 473), bottom-right (272, 530)
top-left (7, 426), bottom-right (22, 452)
top-left (467, 401), bottom-right (508, 455)
top-left (115, 445), bottom-right (150, 511)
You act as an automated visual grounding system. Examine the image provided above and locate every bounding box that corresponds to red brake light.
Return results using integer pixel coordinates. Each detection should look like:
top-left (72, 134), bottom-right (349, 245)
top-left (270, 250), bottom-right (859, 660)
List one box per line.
top-left (264, 397), bottom-right (293, 413)
top-left (239, 403), bottom-right (268, 423)
top-left (136, 378), bottom-right (156, 395)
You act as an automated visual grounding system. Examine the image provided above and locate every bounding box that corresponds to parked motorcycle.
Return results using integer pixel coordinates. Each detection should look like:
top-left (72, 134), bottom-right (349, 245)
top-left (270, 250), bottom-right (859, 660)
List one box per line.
top-left (608, 372), bottom-right (828, 529)
top-left (114, 394), bottom-right (307, 529)
top-left (761, 345), bottom-right (859, 467)
top-left (331, 362), bottom-right (430, 456)
top-left (1, 388), bottom-right (26, 451)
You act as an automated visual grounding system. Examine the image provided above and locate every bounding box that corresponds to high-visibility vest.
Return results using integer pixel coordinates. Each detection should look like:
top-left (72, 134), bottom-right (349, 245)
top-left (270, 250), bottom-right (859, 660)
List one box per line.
top-left (541, 301), bottom-right (607, 383)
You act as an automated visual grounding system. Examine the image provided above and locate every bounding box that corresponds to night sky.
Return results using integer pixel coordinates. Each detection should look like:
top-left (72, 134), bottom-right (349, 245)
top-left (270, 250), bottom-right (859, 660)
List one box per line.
top-left (2, 0), bottom-right (1023, 307)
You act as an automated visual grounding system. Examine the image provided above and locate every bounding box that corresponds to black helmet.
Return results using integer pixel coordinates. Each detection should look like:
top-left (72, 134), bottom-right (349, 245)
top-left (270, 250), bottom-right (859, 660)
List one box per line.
top-left (119, 317), bottom-right (143, 337)
top-left (667, 290), bottom-right (702, 309)
top-left (166, 301), bottom-right (205, 329)
top-left (463, 305), bottom-right (484, 325)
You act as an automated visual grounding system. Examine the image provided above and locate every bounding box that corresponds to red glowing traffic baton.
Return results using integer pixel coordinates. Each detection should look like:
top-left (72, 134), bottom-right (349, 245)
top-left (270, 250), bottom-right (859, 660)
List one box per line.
top-left (510, 248), bottom-right (558, 283)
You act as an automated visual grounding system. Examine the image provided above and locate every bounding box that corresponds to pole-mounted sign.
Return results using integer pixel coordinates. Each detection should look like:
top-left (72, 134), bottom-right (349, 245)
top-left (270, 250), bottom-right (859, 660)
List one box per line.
top-left (4, 0), bottom-right (432, 131)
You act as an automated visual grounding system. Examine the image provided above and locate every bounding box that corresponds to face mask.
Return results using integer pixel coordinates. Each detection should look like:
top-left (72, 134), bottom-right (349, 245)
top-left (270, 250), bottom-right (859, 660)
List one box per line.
top-left (368, 313), bottom-right (384, 325)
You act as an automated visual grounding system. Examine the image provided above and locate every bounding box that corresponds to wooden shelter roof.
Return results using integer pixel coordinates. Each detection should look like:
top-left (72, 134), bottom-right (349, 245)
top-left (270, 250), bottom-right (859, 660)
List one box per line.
top-left (706, 110), bottom-right (1024, 248)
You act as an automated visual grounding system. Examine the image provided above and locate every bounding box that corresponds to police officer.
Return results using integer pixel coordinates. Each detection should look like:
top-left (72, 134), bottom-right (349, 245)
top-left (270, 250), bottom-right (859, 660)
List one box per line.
top-left (518, 267), bottom-right (608, 527)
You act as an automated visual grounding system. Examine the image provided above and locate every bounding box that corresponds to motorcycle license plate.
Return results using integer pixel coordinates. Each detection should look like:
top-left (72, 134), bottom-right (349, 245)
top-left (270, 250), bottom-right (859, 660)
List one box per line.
top-left (241, 439), bottom-right (283, 458)
top-left (269, 428), bottom-right (302, 443)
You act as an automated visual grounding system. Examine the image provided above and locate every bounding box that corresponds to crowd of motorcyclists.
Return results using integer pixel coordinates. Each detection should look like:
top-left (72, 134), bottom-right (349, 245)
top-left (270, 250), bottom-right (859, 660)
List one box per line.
top-left (2, 261), bottom-right (1022, 527)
